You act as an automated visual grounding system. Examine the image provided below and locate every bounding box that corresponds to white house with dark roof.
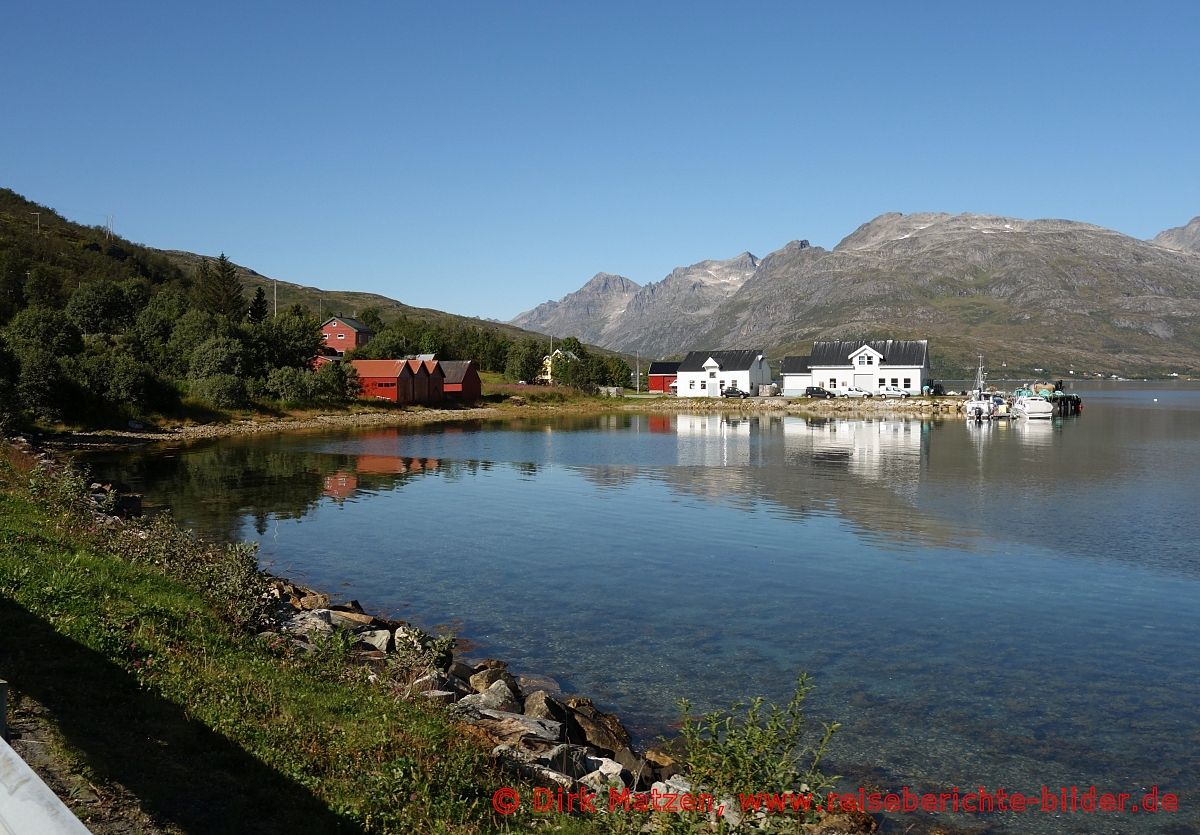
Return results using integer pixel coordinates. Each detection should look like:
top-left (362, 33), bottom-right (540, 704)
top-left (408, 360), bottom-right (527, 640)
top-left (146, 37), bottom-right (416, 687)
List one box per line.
top-left (782, 340), bottom-right (931, 395)
top-left (675, 350), bottom-right (771, 397)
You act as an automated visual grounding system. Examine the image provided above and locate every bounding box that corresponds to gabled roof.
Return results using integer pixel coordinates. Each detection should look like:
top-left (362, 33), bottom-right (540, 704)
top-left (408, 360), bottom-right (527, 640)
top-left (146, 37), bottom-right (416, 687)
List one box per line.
top-left (322, 316), bottom-right (374, 333)
top-left (808, 340), bottom-right (928, 367)
top-left (647, 361), bottom-right (681, 376)
top-left (780, 356), bottom-right (811, 374)
top-left (678, 350), bottom-right (765, 373)
top-left (439, 360), bottom-right (477, 385)
top-left (350, 359), bottom-right (411, 377)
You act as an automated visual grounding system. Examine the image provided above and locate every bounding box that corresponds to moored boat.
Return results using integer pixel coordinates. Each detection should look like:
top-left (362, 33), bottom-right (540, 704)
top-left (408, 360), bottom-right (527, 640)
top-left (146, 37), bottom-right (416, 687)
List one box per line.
top-left (1013, 395), bottom-right (1054, 419)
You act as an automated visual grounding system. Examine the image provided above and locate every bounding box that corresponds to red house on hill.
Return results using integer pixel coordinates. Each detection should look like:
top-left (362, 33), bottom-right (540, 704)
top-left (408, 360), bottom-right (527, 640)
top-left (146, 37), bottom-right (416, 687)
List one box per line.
top-left (321, 317), bottom-right (374, 355)
top-left (439, 360), bottom-right (481, 402)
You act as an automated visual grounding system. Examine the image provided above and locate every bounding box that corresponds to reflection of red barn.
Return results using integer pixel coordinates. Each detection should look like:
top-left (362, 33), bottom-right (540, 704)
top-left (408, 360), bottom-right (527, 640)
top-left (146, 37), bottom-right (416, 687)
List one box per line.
top-left (647, 414), bottom-right (673, 433)
top-left (323, 471), bottom-right (358, 499)
top-left (439, 360), bottom-right (481, 402)
top-left (320, 317), bottom-right (374, 355)
top-left (648, 361), bottom-right (680, 393)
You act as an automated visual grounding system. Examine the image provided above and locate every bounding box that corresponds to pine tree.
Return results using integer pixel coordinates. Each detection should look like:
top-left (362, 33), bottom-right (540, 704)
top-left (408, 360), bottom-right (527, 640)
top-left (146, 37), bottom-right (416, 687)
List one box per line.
top-left (194, 254), bottom-right (246, 321)
top-left (248, 286), bottom-right (269, 324)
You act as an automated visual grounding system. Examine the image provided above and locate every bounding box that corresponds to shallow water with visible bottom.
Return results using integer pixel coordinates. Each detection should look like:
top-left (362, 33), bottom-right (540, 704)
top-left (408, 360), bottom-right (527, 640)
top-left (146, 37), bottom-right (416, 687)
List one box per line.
top-left (80, 383), bottom-right (1200, 834)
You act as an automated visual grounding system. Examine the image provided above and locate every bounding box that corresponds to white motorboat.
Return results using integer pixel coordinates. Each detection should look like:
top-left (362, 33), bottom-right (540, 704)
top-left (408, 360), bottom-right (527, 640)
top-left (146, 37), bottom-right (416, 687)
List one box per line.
top-left (1013, 395), bottom-right (1054, 419)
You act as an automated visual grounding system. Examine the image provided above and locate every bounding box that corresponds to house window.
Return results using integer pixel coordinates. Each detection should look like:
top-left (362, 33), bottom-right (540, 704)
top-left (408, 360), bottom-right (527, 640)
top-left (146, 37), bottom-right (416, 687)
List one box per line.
top-left (337, 333), bottom-right (345, 340)
top-left (700, 381), bottom-right (707, 390)
top-left (689, 380), bottom-right (695, 390)
top-left (829, 379), bottom-right (837, 389)
top-left (891, 378), bottom-right (899, 387)
top-left (719, 380), bottom-right (725, 391)
top-left (709, 371), bottom-right (716, 378)
top-left (879, 378), bottom-right (885, 387)
top-left (867, 355), bottom-right (874, 365)
top-left (858, 356), bottom-right (866, 366)
top-left (904, 378), bottom-right (911, 389)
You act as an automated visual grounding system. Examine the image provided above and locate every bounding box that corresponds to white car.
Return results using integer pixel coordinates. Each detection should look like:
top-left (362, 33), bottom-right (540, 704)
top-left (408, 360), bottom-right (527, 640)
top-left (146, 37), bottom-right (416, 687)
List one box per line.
top-left (839, 386), bottom-right (873, 398)
top-left (875, 385), bottom-right (910, 398)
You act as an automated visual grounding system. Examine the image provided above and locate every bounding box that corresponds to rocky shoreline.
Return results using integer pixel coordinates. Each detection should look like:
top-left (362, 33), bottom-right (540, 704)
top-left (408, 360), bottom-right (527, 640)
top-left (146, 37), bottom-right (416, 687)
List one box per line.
top-left (264, 579), bottom-right (877, 833)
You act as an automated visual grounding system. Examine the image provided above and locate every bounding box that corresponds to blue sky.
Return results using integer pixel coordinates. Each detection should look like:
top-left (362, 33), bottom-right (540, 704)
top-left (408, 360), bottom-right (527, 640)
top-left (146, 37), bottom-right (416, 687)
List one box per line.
top-left (3, 2), bottom-right (1197, 319)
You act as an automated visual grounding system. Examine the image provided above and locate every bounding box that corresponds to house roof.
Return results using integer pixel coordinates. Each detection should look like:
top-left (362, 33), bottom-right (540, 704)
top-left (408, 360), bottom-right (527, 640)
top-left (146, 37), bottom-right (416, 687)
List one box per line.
top-left (350, 359), bottom-right (411, 378)
top-left (439, 360), bottom-right (477, 385)
top-left (808, 340), bottom-right (928, 367)
top-left (647, 361), bottom-right (681, 376)
top-left (678, 350), bottom-right (765, 373)
top-left (780, 356), bottom-right (811, 374)
top-left (404, 353), bottom-right (437, 361)
top-left (322, 316), bottom-right (374, 333)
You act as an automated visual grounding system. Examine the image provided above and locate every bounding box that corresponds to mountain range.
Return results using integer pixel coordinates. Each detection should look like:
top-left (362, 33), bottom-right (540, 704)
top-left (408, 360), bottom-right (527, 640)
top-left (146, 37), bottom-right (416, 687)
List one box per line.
top-left (511, 212), bottom-right (1200, 375)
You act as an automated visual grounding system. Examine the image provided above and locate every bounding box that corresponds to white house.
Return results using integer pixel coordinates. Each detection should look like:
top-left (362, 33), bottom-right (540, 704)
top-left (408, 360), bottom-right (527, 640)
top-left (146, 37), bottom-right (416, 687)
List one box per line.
top-left (782, 340), bottom-right (931, 395)
top-left (539, 348), bottom-right (579, 384)
top-left (675, 350), bottom-right (772, 397)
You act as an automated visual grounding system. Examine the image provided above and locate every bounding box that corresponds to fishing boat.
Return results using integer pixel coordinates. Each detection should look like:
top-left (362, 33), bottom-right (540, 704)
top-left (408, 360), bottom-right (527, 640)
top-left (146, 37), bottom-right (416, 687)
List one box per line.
top-left (963, 356), bottom-right (995, 420)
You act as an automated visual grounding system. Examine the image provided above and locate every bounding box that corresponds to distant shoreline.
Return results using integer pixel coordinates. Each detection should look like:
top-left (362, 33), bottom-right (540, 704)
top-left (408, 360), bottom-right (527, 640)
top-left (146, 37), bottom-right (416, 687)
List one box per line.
top-left (40, 395), bottom-right (969, 449)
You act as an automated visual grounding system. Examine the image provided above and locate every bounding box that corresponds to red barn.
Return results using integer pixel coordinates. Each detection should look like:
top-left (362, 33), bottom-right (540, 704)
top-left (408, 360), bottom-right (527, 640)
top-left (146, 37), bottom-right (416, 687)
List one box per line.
top-left (647, 361), bottom-right (681, 393)
top-left (439, 360), bottom-right (481, 402)
top-left (350, 359), bottom-right (413, 402)
top-left (424, 359), bottom-right (445, 403)
top-left (321, 317), bottom-right (375, 355)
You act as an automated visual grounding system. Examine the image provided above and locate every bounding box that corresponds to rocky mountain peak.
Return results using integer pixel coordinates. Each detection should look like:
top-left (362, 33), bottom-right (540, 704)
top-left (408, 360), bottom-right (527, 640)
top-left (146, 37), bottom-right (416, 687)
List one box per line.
top-left (1152, 216), bottom-right (1200, 253)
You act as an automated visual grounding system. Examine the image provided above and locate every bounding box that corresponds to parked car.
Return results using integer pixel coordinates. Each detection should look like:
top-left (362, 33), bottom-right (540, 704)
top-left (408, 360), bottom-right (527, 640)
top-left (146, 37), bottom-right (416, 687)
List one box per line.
top-left (805, 386), bottom-right (836, 399)
top-left (876, 385), bottom-right (910, 398)
top-left (840, 387), bottom-right (873, 398)
top-left (722, 387), bottom-right (750, 399)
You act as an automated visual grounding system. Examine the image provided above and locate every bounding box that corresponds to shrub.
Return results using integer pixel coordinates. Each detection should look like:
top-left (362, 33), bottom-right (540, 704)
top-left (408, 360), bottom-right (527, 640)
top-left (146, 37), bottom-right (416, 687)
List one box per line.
top-left (190, 374), bottom-right (247, 409)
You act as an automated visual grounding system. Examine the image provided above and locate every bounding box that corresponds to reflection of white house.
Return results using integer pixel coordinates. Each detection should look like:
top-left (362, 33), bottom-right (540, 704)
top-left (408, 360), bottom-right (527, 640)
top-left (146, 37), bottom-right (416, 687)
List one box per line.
top-left (782, 340), bottom-right (931, 395)
top-left (781, 416), bottom-right (923, 483)
top-left (676, 350), bottom-right (771, 397)
top-left (675, 414), bottom-right (753, 466)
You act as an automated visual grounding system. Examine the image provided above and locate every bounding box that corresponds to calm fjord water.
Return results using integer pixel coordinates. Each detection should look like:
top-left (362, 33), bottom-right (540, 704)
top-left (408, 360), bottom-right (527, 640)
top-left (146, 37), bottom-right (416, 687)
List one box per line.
top-left (83, 384), bottom-right (1200, 833)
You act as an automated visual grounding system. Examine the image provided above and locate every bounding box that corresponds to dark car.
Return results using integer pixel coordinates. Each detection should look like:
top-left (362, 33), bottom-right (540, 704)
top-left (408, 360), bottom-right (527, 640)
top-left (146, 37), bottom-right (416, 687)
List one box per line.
top-left (722, 387), bottom-right (750, 398)
top-left (805, 386), bottom-right (835, 399)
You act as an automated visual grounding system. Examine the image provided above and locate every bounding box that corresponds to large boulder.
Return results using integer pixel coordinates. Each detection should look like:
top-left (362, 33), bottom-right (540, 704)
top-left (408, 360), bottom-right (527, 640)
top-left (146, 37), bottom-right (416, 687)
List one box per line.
top-left (469, 667), bottom-right (521, 698)
top-left (537, 744), bottom-right (593, 780)
top-left (563, 697), bottom-right (632, 755)
top-left (457, 679), bottom-right (522, 714)
top-left (524, 690), bottom-right (569, 723)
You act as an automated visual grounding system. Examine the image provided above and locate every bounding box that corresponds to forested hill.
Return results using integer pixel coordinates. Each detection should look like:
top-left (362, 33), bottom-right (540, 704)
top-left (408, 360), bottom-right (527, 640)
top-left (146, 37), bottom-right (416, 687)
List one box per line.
top-left (0, 187), bottom-right (623, 429)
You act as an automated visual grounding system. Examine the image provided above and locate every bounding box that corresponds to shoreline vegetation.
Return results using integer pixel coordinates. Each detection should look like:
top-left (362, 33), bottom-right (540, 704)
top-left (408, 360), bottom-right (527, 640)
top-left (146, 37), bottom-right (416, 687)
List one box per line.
top-left (0, 438), bottom-right (881, 834)
top-left (39, 392), bottom-right (962, 449)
